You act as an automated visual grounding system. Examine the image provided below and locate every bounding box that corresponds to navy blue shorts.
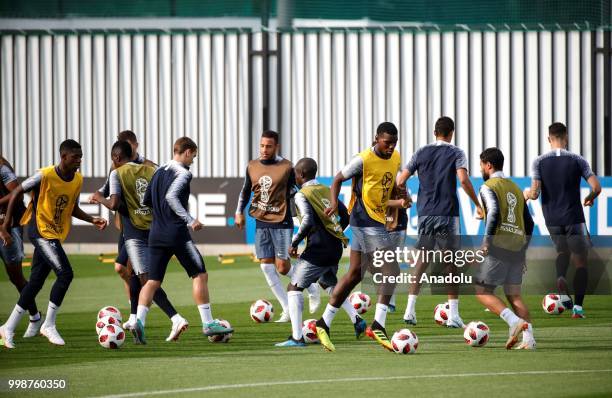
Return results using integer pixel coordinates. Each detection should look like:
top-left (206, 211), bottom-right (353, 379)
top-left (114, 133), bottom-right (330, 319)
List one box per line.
top-left (115, 234), bottom-right (128, 266)
top-left (148, 240), bottom-right (206, 282)
top-left (547, 223), bottom-right (592, 255)
top-left (416, 216), bottom-right (461, 251)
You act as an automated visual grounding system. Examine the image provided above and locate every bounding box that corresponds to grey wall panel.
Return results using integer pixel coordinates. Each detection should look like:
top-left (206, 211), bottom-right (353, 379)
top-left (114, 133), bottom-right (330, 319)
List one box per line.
top-left (0, 29), bottom-right (608, 178)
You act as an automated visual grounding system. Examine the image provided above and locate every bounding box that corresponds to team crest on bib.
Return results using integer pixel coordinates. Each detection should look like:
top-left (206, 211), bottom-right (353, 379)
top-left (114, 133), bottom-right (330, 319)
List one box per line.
top-left (506, 192), bottom-right (517, 224)
top-left (50, 194), bottom-right (69, 233)
top-left (259, 175), bottom-right (273, 203)
top-left (134, 177), bottom-right (151, 216)
top-left (380, 172), bottom-right (394, 207)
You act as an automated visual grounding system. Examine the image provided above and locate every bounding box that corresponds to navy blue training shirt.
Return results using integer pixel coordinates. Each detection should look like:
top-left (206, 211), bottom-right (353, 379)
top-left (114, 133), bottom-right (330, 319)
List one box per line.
top-left (144, 160), bottom-right (195, 247)
top-left (406, 140), bottom-right (468, 217)
top-left (531, 149), bottom-right (594, 226)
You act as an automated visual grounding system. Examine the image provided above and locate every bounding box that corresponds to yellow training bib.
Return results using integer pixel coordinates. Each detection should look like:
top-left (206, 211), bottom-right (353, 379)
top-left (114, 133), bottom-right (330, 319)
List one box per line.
top-left (21, 165), bottom-right (82, 242)
top-left (348, 149), bottom-right (400, 224)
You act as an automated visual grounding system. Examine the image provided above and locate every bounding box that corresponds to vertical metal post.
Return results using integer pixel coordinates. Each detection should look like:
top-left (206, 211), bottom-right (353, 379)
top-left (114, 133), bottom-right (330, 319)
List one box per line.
top-left (604, 30), bottom-right (611, 175)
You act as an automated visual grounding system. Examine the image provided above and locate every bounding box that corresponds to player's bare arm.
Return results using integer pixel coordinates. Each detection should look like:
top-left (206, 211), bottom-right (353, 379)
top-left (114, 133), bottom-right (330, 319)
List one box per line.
top-left (72, 204), bottom-right (108, 230)
top-left (0, 184), bottom-right (25, 246)
top-left (94, 192), bottom-right (121, 212)
top-left (324, 171), bottom-right (345, 217)
top-left (583, 175), bottom-right (602, 207)
top-left (523, 179), bottom-right (541, 201)
top-left (457, 168), bottom-right (484, 219)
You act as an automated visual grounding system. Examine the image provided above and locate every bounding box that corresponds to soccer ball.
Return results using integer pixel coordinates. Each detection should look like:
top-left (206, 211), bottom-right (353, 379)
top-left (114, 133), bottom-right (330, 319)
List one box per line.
top-left (207, 319), bottom-right (232, 343)
top-left (434, 302), bottom-right (450, 325)
top-left (302, 319), bottom-right (319, 344)
top-left (349, 291), bottom-right (371, 315)
top-left (391, 328), bottom-right (419, 354)
top-left (96, 315), bottom-right (122, 335)
top-left (98, 324), bottom-right (125, 349)
top-left (463, 321), bottom-right (490, 347)
top-left (250, 299), bottom-right (274, 323)
top-left (542, 294), bottom-right (566, 314)
top-left (98, 306), bottom-right (122, 323)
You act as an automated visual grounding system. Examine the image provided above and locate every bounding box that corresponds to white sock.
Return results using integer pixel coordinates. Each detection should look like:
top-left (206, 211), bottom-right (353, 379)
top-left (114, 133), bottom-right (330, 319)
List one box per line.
top-left (389, 294), bottom-right (396, 307)
top-left (128, 314), bottom-right (137, 324)
top-left (137, 305), bottom-right (149, 326)
top-left (286, 265), bottom-right (295, 278)
top-left (500, 307), bottom-right (521, 327)
top-left (44, 302), bottom-right (59, 327)
top-left (325, 287), bottom-right (358, 323)
top-left (405, 294), bottom-right (417, 317)
top-left (523, 323), bottom-right (534, 341)
top-left (29, 312), bottom-right (41, 322)
top-left (288, 291), bottom-right (303, 340)
top-left (322, 303), bottom-right (339, 328)
top-left (448, 298), bottom-right (459, 319)
top-left (307, 283), bottom-right (320, 299)
top-left (260, 263), bottom-right (289, 312)
top-left (171, 314), bottom-right (182, 324)
top-left (374, 303), bottom-right (389, 328)
top-left (198, 303), bottom-right (213, 325)
top-left (3, 304), bottom-right (26, 333)
top-left (573, 305), bottom-right (583, 311)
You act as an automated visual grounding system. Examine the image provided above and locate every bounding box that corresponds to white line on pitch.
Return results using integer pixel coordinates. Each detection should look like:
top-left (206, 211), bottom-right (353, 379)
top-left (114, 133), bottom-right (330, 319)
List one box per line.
top-left (91, 369), bottom-right (612, 398)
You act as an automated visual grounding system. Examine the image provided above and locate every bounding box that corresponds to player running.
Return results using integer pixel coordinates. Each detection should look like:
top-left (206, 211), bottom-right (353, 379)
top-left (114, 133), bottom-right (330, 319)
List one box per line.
top-left (524, 122), bottom-right (601, 318)
top-left (396, 117), bottom-right (483, 328)
top-left (0, 157), bottom-right (43, 338)
top-left (133, 137), bottom-right (233, 344)
top-left (235, 130), bottom-right (320, 323)
top-left (275, 158), bottom-right (366, 348)
top-left (91, 141), bottom-right (188, 342)
top-left (0, 140), bottom-right (108, 348)
top-left (476, 148), bottom-right (536, 350)
top-left (315, 122), bottom-right (401, 352)
top-left (91, 130), bottom-right (157, 318)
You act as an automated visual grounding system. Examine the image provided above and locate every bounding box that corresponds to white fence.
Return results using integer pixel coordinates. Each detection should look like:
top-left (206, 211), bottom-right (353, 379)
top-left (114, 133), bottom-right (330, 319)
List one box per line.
top-left (1, 29), bottom-right (609, 177)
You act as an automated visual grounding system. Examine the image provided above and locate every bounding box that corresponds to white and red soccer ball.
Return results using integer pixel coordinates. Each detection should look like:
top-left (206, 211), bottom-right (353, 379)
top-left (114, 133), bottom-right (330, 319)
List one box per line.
top-left (96, 315), bottom-right (122, 335)
top-left (302, 319), bottom-right (319, 344)
top-left (542, 294), bottom-right (566, 315)
top-left (391, 328), bottom-right (419, 354)
top-left (434, 302), bottom-right (450, 325)
top-left (463, 321), bottom-right (490, 347)
top-left (208, 319), bottom-right (233, 343)
top-left (98, 324), bottom-right (125, 349)
top-left (98, 306), bottom-right (122, 324)
top-left (349, 291), bottom-right (371, 315)
top-left (250, 299), bottom-right (274, 323)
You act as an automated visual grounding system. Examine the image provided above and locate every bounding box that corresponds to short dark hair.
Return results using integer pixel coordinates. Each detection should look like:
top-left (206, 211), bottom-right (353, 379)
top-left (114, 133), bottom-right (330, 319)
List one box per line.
top-left (480, 147), bottom-right (504, 170)
top-left (173, 137), bottom-right (198, 154)
top-left (549, 122), bottom-right (567, 139)
top-left (117, 130), bottom-right (138, 144)
top-left (59, 139), bottom-right (81, 154)
top-left (376, 122), bottom-right (398, 137)
top-left (261, 130), bottom-right (279, 144)
top-left (111, 140), bottom-right (133, 161)
top-left (295, 157), bottom-right (318, 179)
top-left (434, 117), bottom-right (455, 137)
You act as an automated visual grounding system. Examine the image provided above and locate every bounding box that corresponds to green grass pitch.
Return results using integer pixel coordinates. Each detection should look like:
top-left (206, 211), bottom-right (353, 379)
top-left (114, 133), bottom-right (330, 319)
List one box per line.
top-left (1, 255), bottom-right (611, 397)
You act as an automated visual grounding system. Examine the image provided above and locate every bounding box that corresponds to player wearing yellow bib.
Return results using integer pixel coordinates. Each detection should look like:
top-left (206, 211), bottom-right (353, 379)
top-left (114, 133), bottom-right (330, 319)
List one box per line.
top-left (91, 141), bottom-right (187, 343)
top-left (0, 140), bottom-right (108, 349)
top-left (275, 158), bottom-right (366, 347)
top-left (315, 122), bottom-right (401, 352)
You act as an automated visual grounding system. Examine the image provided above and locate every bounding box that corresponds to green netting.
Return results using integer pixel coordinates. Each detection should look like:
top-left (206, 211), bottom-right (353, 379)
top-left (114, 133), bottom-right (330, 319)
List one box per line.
top-left (0, 0), bottom-right (610, 31)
